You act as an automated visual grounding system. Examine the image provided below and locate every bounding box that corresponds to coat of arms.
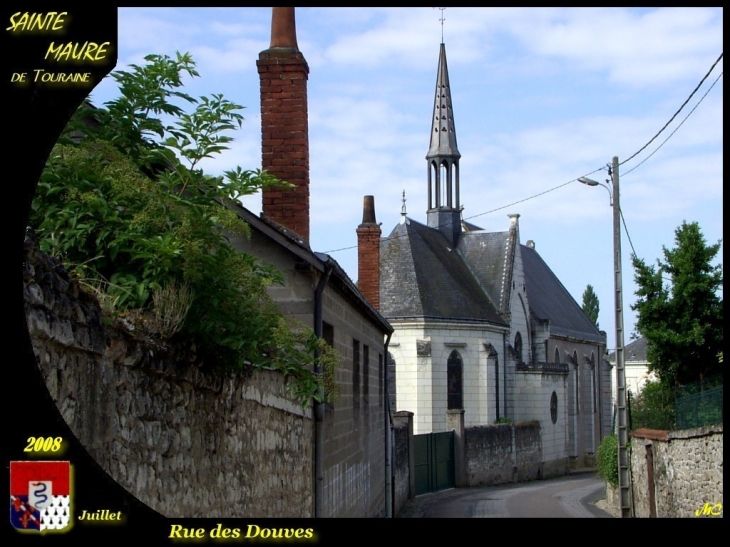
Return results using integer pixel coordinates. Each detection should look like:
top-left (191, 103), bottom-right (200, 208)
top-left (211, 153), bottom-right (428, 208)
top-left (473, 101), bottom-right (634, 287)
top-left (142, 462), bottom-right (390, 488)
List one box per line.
top-left (10, 461), bottom-right (71, 532)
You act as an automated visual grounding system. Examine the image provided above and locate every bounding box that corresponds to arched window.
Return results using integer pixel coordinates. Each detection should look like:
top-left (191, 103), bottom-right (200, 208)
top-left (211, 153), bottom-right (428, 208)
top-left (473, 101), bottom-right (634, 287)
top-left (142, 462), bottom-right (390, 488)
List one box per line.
top-left (514, 332), bottom-right (523, 363)
top-left (591, 352), bottom-right (596, 413)
top-left (447, 350), bottom-right (463, 410)
top-left (554, 347), bottom-right (560, 364)
top-left (573, 350), bottom-right (579, 413)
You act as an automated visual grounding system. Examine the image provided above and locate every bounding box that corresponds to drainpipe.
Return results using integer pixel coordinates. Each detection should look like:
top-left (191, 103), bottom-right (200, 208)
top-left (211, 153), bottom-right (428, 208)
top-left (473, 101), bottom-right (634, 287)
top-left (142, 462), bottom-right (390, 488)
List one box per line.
top-left (313, 265), bottom-right (333, 518)
top-left (384, 332), bottom-right (392, 518)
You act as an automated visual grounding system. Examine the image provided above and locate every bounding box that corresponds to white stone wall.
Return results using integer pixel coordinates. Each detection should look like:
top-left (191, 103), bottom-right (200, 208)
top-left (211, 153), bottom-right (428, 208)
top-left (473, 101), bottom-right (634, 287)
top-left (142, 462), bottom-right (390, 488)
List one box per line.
top-left (550, 337), bottom-right (607, 462)
top-left (389, 320), bottom-right (507, 435)
top-left (513, 370), bottom-right (569, 475)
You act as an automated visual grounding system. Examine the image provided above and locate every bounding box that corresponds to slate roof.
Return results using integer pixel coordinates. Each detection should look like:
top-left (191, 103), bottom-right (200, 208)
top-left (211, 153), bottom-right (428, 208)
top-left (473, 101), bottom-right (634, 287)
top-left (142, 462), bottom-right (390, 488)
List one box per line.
top-left (608, 337), bottom-right (648, 363)
top-left (380, 215), bottom-right (604, 344)
top-left (520, 244), bottom-right (605, 343)
top-left (457, 230), bottom-right (512, 313)
top-left (380, 218), bottom-right (505, 325)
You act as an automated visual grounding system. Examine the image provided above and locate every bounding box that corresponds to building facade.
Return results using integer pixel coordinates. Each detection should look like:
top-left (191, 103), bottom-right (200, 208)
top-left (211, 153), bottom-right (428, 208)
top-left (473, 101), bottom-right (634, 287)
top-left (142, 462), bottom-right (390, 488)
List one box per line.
top-left (367, 41), bottom-right (610, 471)
top-left (233, 8), bottom-right (393, 517)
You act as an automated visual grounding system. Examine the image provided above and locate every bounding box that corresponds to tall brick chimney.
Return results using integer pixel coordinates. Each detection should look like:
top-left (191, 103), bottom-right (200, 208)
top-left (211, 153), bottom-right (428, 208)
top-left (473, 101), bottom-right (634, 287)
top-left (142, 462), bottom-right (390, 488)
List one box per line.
top-left (257, 7), bottom-right (310, 243)
top-left (357, 196), bottom-right (382, 310)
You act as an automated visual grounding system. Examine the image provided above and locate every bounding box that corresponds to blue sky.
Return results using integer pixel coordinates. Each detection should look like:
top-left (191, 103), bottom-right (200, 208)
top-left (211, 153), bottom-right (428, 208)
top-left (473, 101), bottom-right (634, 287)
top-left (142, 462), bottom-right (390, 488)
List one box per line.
top-left (87, 8), bottom-right (723, 351)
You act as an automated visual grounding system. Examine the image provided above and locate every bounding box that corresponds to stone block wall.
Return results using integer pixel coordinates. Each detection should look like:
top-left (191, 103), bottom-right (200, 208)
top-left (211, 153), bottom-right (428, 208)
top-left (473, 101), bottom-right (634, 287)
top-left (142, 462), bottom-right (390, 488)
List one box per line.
top-left (320, 287), bottom-right (387, 518)
top-left (630, 425), bottom-right (723, 518)
top-left (24, 230), bottom-right (315, 518)
top-left (463, 422), bottom-right (542, 486)
top-left (392, 418), bottom-right (411, 515)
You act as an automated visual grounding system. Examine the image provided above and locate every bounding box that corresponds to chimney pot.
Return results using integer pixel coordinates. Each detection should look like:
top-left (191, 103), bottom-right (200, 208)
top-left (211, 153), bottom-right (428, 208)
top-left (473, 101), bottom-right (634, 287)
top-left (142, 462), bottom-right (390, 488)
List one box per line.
top-left (362, 196), bottom-right (377, 224)
top-left (270, 7), bottom-right (299, 49)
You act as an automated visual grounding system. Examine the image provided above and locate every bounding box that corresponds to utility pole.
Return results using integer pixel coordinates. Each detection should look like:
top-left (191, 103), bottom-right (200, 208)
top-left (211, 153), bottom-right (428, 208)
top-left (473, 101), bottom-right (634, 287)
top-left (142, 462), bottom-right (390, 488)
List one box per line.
top-left (611, 156), bottom-right (632, 518)
top-left (579, 157), bottom-right (633, 517)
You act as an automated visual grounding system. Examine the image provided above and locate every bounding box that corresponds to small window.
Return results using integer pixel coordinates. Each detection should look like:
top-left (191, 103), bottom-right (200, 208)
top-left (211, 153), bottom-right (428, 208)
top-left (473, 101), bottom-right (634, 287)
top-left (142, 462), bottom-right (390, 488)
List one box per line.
top-left (514, 332), bottom-right (523, 363)
top-left (554, 347), bottom-right (560, 364)
top-left (447, 350), bottom-right (463, 410)
top-left (363, 345), bottom-right (369, 409)
top-left (353, 340), bottom-right (360, 413)
top-left (378, 353), bottom-right (383, 406)
top-left (323, 322), bottom-right (334, 349)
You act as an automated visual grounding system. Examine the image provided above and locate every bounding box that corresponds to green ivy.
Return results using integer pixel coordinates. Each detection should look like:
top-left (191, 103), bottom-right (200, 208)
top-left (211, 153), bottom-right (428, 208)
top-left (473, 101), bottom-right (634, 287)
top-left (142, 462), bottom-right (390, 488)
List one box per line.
top-left (31, 52), bottom-right (335, 407)
top-left (596, 434), bottom-right (631, 487)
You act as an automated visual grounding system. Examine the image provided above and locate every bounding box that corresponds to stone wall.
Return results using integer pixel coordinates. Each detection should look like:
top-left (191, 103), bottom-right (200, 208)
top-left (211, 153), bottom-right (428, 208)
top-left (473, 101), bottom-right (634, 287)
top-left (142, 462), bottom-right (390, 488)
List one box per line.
top-left (24, 230), bottom-right (315, 518)
top-left (392, 418), bottom-right (411, 515)
top-left (630, 425), bottom-right (723, 518)
top-left (231, 211), bottom-right (389, 518)
top-left (463, 422), bottom-right (542, 486)
top-left (513, 366), bottom-right (569, 478)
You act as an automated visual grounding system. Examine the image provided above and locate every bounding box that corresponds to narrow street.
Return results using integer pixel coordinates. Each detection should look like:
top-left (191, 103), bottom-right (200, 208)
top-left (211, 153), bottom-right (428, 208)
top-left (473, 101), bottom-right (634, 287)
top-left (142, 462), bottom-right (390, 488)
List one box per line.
top-left (397, 472), bottom-right (615, 518)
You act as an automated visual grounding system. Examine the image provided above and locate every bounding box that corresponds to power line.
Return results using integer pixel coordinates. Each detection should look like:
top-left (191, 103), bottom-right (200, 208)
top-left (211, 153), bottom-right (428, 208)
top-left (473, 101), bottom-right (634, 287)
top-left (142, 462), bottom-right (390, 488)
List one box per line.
top-left (324, 56), bottom-right (723, 256)
top-left (619, 207), bottom-right (637, 259)
top-left (322, 167), bottom-right (606, 254)
top-left (620, 52), bottom-right (723, 167)
top-left (622, 71), bottom-right (723, 178)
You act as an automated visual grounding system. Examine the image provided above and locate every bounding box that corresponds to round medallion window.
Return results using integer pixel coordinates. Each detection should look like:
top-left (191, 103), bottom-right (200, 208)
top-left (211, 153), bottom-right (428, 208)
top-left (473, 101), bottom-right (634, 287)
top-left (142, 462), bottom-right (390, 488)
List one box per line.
top-left (550, 391), bottom-right (558, 424)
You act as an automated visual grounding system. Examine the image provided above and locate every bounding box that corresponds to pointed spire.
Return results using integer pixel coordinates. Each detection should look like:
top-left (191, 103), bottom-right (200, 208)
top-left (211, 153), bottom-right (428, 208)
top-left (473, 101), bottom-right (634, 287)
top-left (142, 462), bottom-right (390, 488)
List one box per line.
top-left (426, 42), bottom-right (462, 245)
top-left (427, 43), bottom-right (460, 160)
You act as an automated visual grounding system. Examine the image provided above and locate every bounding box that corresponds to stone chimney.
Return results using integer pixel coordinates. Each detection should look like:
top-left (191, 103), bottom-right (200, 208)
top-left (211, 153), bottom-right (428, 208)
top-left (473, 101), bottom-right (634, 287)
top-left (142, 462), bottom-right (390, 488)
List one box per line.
top-left (257, 7), bottom-right (310, 242)
top-left (357, 196), bottom-right (381, 310)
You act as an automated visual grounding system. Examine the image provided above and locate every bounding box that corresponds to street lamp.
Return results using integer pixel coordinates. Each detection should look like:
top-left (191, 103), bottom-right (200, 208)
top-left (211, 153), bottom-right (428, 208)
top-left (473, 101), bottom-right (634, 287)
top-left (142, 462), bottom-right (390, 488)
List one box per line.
top-left (579, 156), bottom-right (632, 518)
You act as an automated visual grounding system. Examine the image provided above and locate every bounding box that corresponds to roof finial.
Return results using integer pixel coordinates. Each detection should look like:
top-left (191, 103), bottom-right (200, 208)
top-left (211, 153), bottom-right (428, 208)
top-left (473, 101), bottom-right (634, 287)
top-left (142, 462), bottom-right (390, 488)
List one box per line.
top-left (400, 190), bottom-right (408, 224)
top-left (438, 8), bottom-right (446, 44)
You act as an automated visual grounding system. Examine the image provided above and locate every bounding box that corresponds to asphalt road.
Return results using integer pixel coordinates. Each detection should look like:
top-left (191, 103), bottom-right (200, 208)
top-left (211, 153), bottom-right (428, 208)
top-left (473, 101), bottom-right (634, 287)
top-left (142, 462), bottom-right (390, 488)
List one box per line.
top-left (397, 472), bottom-right (615, 518)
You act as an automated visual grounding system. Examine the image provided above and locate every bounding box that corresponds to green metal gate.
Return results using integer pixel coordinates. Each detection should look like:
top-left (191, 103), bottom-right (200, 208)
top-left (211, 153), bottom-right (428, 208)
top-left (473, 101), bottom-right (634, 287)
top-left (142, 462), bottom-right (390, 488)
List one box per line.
top-left (414, 431), bottom-right (455, 495)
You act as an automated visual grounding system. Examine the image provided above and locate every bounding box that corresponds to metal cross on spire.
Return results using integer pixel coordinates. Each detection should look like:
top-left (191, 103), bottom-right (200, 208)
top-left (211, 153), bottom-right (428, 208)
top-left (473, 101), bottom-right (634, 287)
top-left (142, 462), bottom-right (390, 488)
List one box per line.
top-left (438, 8), bottom-right (446, 43)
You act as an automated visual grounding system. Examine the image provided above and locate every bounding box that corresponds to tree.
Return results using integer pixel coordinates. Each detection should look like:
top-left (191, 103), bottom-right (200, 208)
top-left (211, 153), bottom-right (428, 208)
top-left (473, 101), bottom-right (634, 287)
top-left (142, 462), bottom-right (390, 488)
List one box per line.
top-left (631, 221), bottom-right (723, 387)
top-left (581, 284), bottom-right (600, 329)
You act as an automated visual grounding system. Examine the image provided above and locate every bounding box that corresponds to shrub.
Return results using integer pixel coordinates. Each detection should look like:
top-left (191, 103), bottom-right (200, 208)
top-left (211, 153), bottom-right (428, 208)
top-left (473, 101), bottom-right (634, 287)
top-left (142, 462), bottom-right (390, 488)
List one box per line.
top-left (630, 380), bottom-right (675, 431)
top-left (30, 53), bottom-right (335, 406)
top-left (596, 434), bottom-right (619, 486)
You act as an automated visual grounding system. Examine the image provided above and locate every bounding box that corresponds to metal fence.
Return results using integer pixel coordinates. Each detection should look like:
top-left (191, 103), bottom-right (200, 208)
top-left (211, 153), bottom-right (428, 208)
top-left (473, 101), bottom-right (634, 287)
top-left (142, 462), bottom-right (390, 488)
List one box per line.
top-left (675, 376), bottom-right (723, 429)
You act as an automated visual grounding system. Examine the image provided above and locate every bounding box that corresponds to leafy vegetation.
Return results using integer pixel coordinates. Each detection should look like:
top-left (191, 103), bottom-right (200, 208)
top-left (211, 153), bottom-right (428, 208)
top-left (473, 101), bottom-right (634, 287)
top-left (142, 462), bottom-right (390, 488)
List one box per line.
top-left (631, 221), bottom-right (723, 388)
top-left (30, 52), bottom-right (338, 406)
top-left (581, 284), bottom-right (600, 329)
top-left (596, 434), bottom-right (619, 486)
top-left (629, 381), bottom-right (675, 431)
